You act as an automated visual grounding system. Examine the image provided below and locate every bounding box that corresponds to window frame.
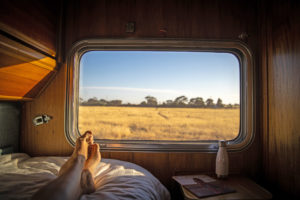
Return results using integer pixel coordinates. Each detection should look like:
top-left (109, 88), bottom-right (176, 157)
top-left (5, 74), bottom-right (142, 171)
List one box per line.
top-left (65, 39), bottom-right (254, 152)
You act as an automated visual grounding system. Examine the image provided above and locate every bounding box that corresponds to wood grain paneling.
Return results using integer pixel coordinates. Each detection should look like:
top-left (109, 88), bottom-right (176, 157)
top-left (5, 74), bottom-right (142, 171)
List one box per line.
top-left (0, 0), bottom-right (58, 56)
top-left (0, 60), bottom-right (53, 97)
top-left (21, 63), bottom-right (73, 156)
top-left (0, 35), bottom-right (56, 100)
top-left (0, 0), bottom-right (59, 100)
top-left (64, 0), bottom-right (257, 51)
top-left (21, 0), bottom-right (262, 196)
top-left (261, 0), bottom-right (300, 198)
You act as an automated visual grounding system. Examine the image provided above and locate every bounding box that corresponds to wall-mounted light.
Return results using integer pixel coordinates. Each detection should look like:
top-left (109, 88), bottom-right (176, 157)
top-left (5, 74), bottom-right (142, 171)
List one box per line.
top-left (33, 114), bottom-right (52, 126)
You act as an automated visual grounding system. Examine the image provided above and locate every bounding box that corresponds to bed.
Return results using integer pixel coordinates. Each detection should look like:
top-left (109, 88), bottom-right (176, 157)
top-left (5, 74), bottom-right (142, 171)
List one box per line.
top-left (0, 153), bottom-right (170, 200)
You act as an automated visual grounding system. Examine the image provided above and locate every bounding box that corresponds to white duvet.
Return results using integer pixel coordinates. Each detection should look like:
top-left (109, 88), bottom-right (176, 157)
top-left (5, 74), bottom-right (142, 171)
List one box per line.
top-left (0, 153), bottom-right (170, 200)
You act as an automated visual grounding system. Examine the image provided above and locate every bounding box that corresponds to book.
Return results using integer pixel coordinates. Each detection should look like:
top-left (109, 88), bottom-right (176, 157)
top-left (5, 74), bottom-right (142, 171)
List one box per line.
top-left (173, 175), bottom-right (236, 199)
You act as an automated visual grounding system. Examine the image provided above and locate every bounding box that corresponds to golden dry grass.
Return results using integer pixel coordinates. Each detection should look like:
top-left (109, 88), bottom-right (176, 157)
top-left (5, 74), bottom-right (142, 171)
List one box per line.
top-left (78, 106), bottom-right (239, 141)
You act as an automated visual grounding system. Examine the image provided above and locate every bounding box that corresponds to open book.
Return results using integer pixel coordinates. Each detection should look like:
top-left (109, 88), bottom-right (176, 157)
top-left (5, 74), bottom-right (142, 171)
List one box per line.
top-left (173, 175), bottom-right (235, 199)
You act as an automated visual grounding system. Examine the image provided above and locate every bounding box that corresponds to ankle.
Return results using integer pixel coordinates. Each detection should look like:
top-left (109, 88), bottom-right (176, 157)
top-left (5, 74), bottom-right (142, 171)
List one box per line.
top-left (81, 169), bottom-right (95, 194)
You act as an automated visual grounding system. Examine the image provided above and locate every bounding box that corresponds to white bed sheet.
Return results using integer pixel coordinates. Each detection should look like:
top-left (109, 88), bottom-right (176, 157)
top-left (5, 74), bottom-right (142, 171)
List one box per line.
top-left (0, 153), bottom-right (170, 200)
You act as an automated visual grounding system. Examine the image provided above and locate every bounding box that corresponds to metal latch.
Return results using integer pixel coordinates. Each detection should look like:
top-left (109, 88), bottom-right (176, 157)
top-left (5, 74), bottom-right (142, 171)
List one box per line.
top-left (33, 114), bottom-right (52, 126)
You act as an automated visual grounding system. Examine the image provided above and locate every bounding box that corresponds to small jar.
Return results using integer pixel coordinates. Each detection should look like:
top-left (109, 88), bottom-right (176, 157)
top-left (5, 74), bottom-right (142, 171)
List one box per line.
top-left (216, 140), bottom-right (229, 179)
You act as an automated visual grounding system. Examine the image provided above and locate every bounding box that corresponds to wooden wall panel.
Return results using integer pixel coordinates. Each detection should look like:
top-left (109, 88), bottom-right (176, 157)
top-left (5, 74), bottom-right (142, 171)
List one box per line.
top-left (22, 0), bottom-right (261, 195)
top-left (0, 0), bottom-right (58, 56)
top-left (21, 63), bottom-right (73, 156)
top-left (0, 0), bottom-right (59, 100)
top-left (64, 0), bottom-right (258, 51)
top-left (0, 59), bottom-right (54, 98)
top-left (0, 36), bottom-right (56, 100)
top-left (261, 0), bottom-right (300, 198)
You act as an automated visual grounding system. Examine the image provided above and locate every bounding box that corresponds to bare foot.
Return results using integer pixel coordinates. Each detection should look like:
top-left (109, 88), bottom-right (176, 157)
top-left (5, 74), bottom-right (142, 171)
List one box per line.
top-left (73, 131), bottom-right (93, 159)
top-left (84, 143), bottom-right (101, 176)
top-left (81, 144), bottom-right (101, 194)
top-left (58, 131), bottom-right (93, 176)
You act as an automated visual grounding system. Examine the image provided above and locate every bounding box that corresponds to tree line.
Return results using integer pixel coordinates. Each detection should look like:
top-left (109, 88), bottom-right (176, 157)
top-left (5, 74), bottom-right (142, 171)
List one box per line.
top-left (80, 96), bottom-right (239, 108)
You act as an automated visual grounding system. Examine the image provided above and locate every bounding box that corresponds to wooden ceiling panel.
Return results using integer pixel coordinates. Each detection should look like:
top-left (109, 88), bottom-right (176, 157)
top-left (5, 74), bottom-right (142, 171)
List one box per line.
top-left (0, 72), bottom-right (38, 97)
top-left (0, 33), bottom-right (56, 100)
top-left (0, 62), bottom-right (50, 81)
top-left (0, 0), bottom-right (58, 56)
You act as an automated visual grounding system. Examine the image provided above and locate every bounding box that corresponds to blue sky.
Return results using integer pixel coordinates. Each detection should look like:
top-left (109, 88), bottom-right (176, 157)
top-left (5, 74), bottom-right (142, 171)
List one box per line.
top-left (79, 51), bottom-right (240, 104)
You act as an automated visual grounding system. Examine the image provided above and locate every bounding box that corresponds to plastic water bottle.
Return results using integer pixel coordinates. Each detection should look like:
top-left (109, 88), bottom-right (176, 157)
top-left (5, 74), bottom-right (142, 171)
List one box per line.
top-left (216, 140), bottom-right (229, 179)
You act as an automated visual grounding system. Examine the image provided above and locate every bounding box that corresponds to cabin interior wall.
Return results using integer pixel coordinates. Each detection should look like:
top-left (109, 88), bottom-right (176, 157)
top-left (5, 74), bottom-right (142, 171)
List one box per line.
top-left (20, 0), bottom-right (263, 195)
top-left (13, 0), bottom-right (299, 198)
top-left (0, 0), bottom-right (59, 100)
top-left (0, 0), bottom-right (73, 155)
top-left (0, 0), bottom-right (300, 198)
top-left (260, 0), bottom-right (300, 198)
top-left (0, 0), bottom-right (58, 54)
top-left (0, 0), bottom-right (65, 152)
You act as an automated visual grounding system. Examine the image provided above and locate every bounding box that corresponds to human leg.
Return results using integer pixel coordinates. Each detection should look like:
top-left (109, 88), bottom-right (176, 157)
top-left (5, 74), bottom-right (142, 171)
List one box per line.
top-left (81, 143), bottom-right (101, 194)
top-left (32, 131), bottom-right (94, 200)
top-left (58, 131), bottom-right (94, 176)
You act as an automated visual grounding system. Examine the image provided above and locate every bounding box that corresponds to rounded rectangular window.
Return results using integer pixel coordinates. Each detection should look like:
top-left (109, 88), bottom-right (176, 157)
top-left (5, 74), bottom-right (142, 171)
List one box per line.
top-left (79, 51), bottom-right (240, 141)
top-left (66, 39), bottom-right (254, 152)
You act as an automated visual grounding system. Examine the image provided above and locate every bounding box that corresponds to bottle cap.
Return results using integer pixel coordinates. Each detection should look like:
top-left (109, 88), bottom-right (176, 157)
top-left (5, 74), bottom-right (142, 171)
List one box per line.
top-left (218, 140), bottom-right (227, 147)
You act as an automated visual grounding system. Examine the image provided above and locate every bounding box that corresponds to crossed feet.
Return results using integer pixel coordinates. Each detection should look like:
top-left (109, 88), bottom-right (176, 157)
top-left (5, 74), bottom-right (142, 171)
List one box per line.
top-left (59, 131), bottom-right (101, 194)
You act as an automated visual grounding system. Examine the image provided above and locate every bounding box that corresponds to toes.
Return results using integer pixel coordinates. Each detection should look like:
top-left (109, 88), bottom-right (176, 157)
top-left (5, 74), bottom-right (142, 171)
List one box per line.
top-left (88, 134), bottom-right (94, 145)
top-left (83, 130), bottom-right (92, 135)
top-left (83, 131), bottom-right (92, 138)
top-left (79, 131), bottom-right (93, 144)
top-left (82, 131), bottom-right (93, 144)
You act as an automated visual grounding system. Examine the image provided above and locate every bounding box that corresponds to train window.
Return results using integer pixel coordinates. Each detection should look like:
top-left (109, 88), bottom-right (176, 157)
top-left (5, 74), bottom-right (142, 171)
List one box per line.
top-left (66, 39), bottom-right (254, 152)
top-left (79, 51), bottom-right (240, 141)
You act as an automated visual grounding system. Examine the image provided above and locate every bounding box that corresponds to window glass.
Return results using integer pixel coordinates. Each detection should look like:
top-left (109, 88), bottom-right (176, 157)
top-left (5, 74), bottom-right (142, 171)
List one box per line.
top-left (78, 51), bottom-right (240, 141)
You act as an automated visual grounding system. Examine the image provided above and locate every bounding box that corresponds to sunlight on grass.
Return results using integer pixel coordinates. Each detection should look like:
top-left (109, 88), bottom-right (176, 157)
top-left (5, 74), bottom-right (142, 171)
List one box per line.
top-left (78, 106), bottom-right (239, 141)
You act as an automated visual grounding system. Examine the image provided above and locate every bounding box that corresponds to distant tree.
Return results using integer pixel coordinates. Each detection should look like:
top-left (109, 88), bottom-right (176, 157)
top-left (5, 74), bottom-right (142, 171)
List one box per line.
top-left (216, 98), bottom-right (224, 108)
top-left (189, 98), bottom-right (196, 107)
top-left (87, 97), bottom-right (99, 105)
top-left (226, 104), bottom-right (233, 108)
top-left (108, 100), bottom-right (122, 106)
top-left (165, 100), bottom-right (174, 106)
top-left (174, 95), bottom-right (188, 106)
top-left (145, 96), bottom-right (158, 106)
top-left (205, 98), bottom-right (215, 107)
top-left (79, 97), bottom-right (84, 104)
top-left (189, 97), bottom-right (205, 107)
top-left (140, 101), bottom-right (147, 106)
top-left (195, 97), bottom-right (205, 107)
top-left (98, 99), bottom-right (107, 106)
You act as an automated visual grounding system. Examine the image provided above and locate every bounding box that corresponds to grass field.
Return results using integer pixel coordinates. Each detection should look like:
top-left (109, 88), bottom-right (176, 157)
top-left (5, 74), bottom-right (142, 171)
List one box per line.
top-left (78, 106), bottom-right (239, 141)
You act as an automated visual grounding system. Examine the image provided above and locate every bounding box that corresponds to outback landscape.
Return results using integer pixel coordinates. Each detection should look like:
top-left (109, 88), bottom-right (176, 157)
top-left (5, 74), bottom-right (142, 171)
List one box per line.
top-left (78, 106), bottom-right (240, 141)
